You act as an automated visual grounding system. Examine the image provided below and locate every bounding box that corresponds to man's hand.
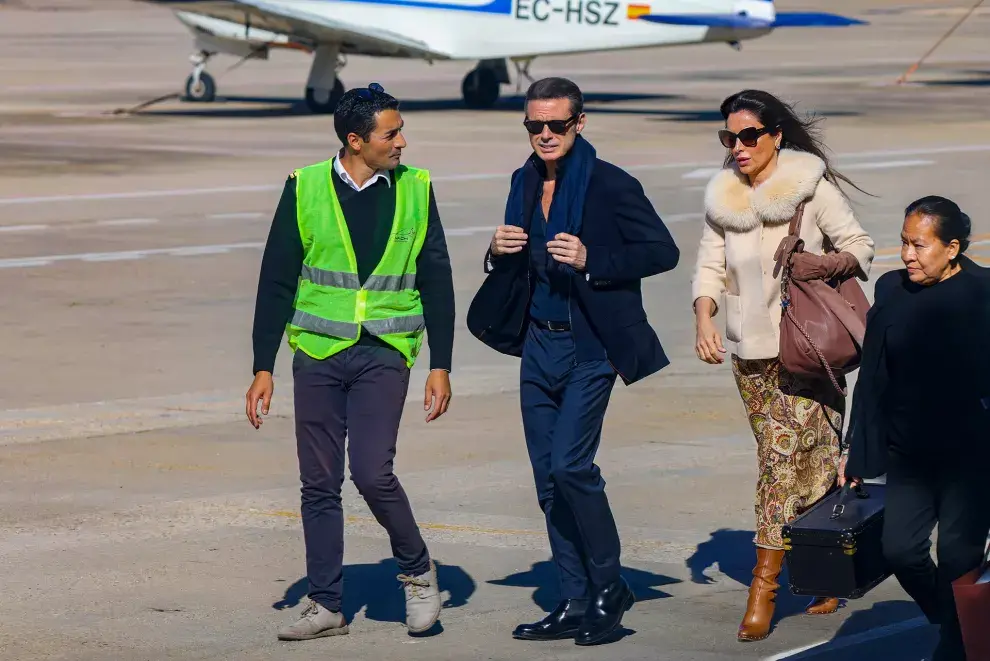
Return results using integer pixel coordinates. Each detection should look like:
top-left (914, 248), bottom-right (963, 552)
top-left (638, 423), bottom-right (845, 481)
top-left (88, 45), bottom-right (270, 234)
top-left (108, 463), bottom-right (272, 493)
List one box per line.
top-left (246, 371), bottom-right (274, 429)
top-left (490, 225), bottom-right (528, 256)
top-left (547, 233), bottom-right (587, 271)
top-left (424, 369), bottom-right (451, 423)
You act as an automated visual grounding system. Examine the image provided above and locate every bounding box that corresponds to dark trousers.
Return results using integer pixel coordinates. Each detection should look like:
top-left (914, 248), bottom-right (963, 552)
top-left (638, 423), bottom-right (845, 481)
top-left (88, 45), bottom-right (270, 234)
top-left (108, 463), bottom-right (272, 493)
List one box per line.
top-left (882, 449), bottom-right (990, 661)
top-left (292, 344), bottom-right (431, 612)
top-left (520, 322), bottom-right (622, 601)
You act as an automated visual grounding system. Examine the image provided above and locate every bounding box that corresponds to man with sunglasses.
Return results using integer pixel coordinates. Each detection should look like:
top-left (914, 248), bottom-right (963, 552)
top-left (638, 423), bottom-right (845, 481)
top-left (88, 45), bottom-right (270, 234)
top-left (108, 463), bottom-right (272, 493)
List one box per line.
top-left (468, 77), bottom-right (680, 646)
top-left (246, 82), bottom-right (454, 640)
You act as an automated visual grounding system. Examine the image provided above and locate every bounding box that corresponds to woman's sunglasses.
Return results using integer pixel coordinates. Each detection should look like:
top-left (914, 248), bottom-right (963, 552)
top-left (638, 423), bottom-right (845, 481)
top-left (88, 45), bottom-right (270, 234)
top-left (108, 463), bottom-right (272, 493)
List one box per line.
top-left (524, 115), bottom-right (578, 135)
top-left (718, 126), bottom-right (775, 149)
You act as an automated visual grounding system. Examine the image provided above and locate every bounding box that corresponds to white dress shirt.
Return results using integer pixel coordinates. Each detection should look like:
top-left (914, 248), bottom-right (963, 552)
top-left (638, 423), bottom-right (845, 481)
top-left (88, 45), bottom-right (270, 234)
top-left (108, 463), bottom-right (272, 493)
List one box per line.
top-left (332, 149), bottom-right (391, 191)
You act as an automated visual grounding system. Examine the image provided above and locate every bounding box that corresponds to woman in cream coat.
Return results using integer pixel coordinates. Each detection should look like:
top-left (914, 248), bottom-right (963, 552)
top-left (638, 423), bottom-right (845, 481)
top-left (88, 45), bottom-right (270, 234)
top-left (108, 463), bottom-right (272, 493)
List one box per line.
top-left (692, 90), bottom-right (875, 642)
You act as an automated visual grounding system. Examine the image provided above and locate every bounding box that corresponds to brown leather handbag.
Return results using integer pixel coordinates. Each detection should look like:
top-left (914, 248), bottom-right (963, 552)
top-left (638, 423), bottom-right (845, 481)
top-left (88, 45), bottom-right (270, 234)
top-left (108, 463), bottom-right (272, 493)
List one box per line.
top-left (772, 202), bottom-right (871, 394)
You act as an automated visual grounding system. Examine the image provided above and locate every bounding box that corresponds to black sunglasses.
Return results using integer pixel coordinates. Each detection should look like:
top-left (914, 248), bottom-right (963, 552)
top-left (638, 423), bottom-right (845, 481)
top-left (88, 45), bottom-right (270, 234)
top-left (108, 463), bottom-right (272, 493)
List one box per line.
top-left (524, 115), bottom-right (578, 135)
top-left (355, 82), bottom-right (385, 100)
top-left (718, 126), bottom-right (776, 149)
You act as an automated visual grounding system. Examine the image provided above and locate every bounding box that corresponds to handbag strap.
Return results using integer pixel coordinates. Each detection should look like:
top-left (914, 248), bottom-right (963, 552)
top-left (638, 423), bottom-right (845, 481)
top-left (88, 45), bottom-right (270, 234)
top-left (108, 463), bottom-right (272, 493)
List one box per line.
top-left (773, 202), bottom-right (806, 280)
top-left (788, 201), bottom-right (805, 238)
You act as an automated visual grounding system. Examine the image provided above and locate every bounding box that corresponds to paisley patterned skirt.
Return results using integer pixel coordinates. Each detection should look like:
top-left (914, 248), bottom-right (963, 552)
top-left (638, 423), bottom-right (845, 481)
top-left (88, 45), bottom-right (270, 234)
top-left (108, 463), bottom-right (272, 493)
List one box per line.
top-left (731, 355), bottom-right (845, 549)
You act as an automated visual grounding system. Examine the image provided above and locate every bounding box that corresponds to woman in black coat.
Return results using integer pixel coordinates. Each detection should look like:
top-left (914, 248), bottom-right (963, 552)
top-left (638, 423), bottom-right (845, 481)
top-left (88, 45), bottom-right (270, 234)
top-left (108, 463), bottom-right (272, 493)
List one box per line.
top-left (843, 196), bottom-right (990, 661)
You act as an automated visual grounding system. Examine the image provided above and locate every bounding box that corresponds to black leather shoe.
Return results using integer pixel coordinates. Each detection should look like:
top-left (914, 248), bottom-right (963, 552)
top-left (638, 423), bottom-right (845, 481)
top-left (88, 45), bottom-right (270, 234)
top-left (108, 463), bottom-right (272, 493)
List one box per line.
top-left (575, 577), bottom-right (635, 646)
top-left (512, 599), bottom-right (588, 641)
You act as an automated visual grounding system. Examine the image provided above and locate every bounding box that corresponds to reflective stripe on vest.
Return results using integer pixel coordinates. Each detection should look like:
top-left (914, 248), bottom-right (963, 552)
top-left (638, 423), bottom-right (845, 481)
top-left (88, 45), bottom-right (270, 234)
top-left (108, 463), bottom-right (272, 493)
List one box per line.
top-left (286, 159), bottom-right (430, 365)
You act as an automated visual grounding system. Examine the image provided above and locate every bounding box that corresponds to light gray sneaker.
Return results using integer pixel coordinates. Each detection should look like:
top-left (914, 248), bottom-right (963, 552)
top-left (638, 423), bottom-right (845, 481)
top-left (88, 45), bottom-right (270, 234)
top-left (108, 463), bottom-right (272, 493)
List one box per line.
top-left (276, 600), bottom-right (349, 641)
top-left (398, 560), bottom-right (442, 633)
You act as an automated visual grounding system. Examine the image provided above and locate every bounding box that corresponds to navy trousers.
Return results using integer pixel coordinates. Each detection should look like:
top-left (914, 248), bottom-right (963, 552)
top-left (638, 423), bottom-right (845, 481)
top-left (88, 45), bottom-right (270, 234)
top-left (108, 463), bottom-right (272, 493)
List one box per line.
top-left (520, 322), bottom-right (622, 600)
top-left (293, 344), bottom-right (431, 612)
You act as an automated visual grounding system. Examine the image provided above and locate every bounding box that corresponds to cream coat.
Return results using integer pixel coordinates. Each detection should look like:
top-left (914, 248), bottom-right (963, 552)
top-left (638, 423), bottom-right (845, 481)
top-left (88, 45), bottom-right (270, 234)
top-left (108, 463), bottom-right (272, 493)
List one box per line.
top-left (691, 149), bottom-right (875, 359)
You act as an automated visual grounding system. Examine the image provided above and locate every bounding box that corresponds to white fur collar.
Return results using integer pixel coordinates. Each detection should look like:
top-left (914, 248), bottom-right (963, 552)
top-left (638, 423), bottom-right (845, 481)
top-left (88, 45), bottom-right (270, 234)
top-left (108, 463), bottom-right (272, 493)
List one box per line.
top-left (703, 149), bottom-right (826, 232)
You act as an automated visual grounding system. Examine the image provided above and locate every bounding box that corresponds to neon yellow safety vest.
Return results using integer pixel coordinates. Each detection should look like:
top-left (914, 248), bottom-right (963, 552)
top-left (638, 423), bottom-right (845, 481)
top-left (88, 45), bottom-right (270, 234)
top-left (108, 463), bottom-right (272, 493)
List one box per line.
top-left (285, 159), bottom-right (431, 367)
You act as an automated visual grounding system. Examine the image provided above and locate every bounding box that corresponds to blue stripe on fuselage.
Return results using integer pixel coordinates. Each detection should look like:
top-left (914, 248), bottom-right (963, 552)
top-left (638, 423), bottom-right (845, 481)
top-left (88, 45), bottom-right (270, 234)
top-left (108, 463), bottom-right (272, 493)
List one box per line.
top-left (330, 0), bottom-right (512, 14)
top-left (146, 0), bottom-right (511, 14)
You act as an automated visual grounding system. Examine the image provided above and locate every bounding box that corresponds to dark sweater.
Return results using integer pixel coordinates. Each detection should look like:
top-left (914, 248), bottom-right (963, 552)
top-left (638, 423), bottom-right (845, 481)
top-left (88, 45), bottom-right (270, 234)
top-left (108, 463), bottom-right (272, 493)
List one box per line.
top-left (251, 166), bottom-right (455, 374)
top-left (883, 267), bottom-right (989, 454)
top-left (528, 200), bottom-right (571, 323)
top-left (845, 257), bottom-right (990, 478)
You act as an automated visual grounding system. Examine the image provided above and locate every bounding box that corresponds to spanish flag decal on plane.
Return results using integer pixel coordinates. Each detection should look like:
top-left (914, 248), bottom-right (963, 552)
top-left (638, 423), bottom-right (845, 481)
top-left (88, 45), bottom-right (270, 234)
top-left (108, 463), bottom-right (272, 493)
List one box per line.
top-left (627, 2), bottom-right (650, 19)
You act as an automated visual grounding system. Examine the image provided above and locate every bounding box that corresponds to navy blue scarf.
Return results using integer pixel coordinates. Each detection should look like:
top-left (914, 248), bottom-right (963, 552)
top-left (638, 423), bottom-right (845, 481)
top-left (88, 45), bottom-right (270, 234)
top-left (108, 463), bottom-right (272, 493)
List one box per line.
top-left (505, 134), bottom-right (597, 275)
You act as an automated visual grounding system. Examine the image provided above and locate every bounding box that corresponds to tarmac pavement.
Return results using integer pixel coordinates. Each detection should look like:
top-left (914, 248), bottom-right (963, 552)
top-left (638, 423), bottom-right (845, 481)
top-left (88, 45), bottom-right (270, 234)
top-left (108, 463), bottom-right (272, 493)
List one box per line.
top-left (0, 1), bottom-right (987, 659)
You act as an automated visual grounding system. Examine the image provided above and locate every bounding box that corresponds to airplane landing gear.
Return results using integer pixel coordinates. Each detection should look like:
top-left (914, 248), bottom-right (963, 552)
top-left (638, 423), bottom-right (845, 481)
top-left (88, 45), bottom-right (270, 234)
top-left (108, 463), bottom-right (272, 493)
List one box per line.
top-left (305, 79), bottom-right (345, 114)
top-left (185, 51), bottom-right (216, 103)
top-left (461, 59), bottom-right (510, 109)
top-left (511, 57), bottom-right (536, 95)
top-left (305, 45), bottom-right (345, 114)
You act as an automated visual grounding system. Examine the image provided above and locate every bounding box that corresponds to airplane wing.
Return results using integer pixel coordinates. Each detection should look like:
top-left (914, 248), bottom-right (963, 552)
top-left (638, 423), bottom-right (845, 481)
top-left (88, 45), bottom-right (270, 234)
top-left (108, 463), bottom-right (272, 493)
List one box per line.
top-left (179, 0), bottom-right (444, 59)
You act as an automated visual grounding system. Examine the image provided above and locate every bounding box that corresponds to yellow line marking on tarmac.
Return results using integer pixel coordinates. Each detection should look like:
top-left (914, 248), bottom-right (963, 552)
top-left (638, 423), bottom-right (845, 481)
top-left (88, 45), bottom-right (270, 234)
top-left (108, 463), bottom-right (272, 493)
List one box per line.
top-left (873, 252), bottom-right (989, 271)
top-left (874, 233), bottom-right (990, 257)
top-left (256, 510), bottom-right (694, 554)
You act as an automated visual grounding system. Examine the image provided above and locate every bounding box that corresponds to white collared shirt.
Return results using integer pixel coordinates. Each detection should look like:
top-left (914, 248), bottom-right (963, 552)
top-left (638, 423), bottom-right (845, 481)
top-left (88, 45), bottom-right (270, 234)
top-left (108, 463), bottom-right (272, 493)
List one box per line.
top-left (332, 150), bottom-right (391, 191)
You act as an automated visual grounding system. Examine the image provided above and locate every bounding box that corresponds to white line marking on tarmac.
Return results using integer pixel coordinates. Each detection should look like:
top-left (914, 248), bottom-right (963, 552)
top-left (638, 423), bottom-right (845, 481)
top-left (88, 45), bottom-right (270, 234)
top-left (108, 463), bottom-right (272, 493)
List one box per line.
top-left (682, 159), bottom-right (934, 180)
top-left (0, 185), bottom-right (280, 206)
top-left (94, 218), bottom-right (159, 227)
top-left (0, 224), bottom-right (513, 269)
top-left (666, 212), bottom-right (704, 223)
top-left (0, 224), bottom-right (48, 233)
top-left (762, 616), bottom-right (928, 660)
top-left (1, 142), bottom-right (986, 207)
top-left (841, 159), bottom-right (933, 171)
top-left (682, 168), bottom-right (720, 180)
top-left (207, 212), bottom-right (265, 220)
top-left (0, 242), bottom-right (264, 269)
top-left (444, 225), bottom-right (497, 236)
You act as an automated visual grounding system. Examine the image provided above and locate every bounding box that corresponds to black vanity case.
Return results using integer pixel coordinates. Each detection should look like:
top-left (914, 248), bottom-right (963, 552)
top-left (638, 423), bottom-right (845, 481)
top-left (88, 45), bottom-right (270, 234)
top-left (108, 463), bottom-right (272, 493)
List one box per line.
top-left (781, 482), bottom-right (892, 599)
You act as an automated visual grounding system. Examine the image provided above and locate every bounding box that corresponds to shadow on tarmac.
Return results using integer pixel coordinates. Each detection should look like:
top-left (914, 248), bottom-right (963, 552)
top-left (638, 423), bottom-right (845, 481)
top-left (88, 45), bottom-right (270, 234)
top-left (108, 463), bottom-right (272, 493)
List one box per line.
top-left (272, 558), bottom-right (477, 632)
top-left (768, 605), bottom-right (935, 660)
top-left (488, 560), bottom-right (680, 612)
top-left (687, 529), bottom-right (937, 659)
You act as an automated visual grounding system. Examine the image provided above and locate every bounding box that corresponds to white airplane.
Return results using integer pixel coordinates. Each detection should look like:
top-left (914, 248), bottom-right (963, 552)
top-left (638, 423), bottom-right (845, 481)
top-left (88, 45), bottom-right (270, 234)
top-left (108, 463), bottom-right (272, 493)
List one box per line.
top-left (140, 0), bottom-right (866, 112)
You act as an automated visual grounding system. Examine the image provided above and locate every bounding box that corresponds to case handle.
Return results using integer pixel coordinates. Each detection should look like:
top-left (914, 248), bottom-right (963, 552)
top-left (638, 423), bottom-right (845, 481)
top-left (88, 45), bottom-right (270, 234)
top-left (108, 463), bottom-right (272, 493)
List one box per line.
top-left (830, 482), bottom-right (869, 520)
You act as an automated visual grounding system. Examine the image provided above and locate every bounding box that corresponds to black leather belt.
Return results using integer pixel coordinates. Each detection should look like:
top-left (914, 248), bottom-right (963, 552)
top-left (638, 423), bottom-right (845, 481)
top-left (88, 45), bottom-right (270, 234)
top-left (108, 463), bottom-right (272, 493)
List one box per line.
top-left (531, 318), bottom-right (571, 331)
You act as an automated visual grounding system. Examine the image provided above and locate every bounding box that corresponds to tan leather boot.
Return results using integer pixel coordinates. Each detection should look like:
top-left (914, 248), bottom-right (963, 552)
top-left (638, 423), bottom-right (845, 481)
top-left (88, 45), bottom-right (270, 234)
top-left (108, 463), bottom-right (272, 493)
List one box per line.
top-left (737, 548), bottom-right (784, 642)
top-left (805, 597), bottom-right (840, 615)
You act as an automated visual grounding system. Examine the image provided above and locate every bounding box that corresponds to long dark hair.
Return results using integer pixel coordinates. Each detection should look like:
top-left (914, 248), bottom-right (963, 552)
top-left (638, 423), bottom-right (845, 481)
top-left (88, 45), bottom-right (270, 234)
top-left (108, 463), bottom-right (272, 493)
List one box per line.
top-left (719, 89), bottom-right (871, 197)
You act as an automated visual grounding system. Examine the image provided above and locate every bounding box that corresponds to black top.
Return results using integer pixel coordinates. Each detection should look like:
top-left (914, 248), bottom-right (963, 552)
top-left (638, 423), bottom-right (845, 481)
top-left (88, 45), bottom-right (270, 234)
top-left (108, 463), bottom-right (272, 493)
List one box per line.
top-left (845, 257), bottom-right (990, 478)
top-left (528, 197), bottom-right (571, 323)
top-left (882, 268), bottom-right (989, 454)
top-left (251, 164), bottom-right (455, 374)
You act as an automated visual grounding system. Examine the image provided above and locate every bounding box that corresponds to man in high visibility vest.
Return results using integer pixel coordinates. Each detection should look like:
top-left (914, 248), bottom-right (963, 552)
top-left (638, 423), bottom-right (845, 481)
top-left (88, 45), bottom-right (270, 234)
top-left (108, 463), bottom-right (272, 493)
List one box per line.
top-left (246, 82), bottom-right (455, 640)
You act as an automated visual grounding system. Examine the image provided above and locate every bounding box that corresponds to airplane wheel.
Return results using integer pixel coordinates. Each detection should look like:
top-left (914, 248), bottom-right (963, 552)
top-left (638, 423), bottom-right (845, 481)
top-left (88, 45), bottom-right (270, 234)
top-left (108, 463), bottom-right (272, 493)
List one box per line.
top-left (184, 72), bottom-right (216, 102)
top-left (305, 79), bottom-right (345, 114)
top-left (462, 68), bottom-right (500, 109)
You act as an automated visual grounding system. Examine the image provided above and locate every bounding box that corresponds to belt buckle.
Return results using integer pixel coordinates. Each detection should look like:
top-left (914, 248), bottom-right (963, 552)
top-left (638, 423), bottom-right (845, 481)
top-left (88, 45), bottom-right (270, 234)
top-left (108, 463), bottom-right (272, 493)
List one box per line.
top-left (547, 320), bottom-right (569, 331)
